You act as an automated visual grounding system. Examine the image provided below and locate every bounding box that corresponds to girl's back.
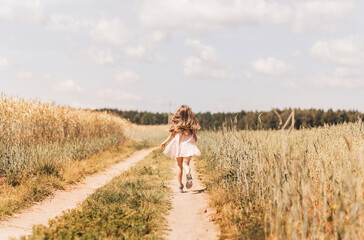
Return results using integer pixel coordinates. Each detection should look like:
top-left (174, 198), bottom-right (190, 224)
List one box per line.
top-left (160, 105), bottom-right (201, 192)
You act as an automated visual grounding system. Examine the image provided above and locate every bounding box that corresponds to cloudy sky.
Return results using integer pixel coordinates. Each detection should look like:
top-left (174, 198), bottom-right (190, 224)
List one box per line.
top-left (1, 0), bottom-right (364, 112)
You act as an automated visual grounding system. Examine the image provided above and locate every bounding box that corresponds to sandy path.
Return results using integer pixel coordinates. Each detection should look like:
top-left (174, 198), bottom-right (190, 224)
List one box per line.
top-left (165, 160), bottom-right (220, 240)
top-left (0, 147), bottom-right (156, 240)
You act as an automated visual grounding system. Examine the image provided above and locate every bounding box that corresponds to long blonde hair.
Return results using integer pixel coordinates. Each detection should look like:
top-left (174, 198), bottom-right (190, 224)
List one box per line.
top-left (169, 105), bottom-right (200, 141)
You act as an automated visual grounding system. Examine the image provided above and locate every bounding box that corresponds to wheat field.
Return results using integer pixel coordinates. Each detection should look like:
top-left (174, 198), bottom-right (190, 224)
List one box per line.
top-left (0, 95), bottom-right (128, 184)
top-left (2, 95), bottom-right (364, 239)
top-left (198, 121), bottom-right (364, 239)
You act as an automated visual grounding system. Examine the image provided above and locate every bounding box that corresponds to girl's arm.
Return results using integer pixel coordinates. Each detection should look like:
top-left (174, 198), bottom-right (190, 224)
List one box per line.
top-left (160, 133), bottom-right (175, 149)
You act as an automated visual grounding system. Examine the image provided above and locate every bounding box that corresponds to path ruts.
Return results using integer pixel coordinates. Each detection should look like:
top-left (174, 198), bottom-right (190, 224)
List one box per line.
top-left (0, 147), bottom-right (156, 240)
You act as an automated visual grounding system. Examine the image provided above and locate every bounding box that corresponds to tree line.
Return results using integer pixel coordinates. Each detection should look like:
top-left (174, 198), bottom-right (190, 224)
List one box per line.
top-left (97, 108), bottom-right (364, 130)
top-left (97, 109), bottom-right (169, 125)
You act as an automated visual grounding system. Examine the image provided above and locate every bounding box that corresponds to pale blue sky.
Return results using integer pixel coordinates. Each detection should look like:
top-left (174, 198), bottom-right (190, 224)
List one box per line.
top-left (1, 0), bottom-right (364, 112)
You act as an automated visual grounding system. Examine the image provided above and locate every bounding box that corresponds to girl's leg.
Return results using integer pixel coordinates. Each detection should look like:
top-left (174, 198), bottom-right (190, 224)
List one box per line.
top-left (182, 157), bottom-right (192, 174)
top-left (176, 157), bottom-right (183, 186)
top-left (183, 157), bottom-right (193, 189)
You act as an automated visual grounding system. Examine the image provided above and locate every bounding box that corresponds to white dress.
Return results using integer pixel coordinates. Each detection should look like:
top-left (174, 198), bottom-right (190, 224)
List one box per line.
top-left (163, 133), bottom-right (201, 159)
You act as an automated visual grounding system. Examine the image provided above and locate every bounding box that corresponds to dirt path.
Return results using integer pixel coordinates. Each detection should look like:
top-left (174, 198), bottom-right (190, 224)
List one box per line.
top-left (165, 160), bottom-right (220, 240)
top-left (0, 147), bottom-right (156, 240)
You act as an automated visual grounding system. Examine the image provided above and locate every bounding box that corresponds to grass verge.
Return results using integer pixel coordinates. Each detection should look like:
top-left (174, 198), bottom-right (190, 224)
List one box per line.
top-left (195, 155), bottom-right (265, 240)
top-left (22, 149), bottom-right (173, 240)
top-left (0, 141), bottom-right (149, 219)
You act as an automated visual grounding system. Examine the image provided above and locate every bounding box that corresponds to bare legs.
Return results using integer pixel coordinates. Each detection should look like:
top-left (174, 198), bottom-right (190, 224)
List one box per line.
top-left (176, 157), bottom-right (192, 186)
top-left (183, 157), bottom-right (191, 174)
top-left (176, 157), bottom-right (183, 186)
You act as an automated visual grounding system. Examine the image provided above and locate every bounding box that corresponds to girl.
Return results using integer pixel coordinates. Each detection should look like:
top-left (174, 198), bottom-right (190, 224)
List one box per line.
top-left (160, 105), bottom-right (201, 192)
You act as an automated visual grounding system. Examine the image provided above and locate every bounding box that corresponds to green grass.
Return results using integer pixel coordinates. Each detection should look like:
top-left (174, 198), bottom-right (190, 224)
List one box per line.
top-left (22, 149), bottom-right (173, 240)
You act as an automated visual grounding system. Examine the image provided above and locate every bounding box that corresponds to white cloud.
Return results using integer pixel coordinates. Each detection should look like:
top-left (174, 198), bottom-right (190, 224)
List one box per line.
top-left (138, 0), bottom-right (355, 33)
top-left (16, 70), bottom-right (51, 80)
top-left (16, 70), bottom-right (35, 79)
top-left (0, 58), bottom-right (11, 71)
top-left (291, 1), bottom-right (355, 33)
top-left (121, 45), bottom-right (147, 60)
top-left (184, 39), bottom-right (235, 80)
top-left (50, 16), bottom-right (132, 46)
top-left (49, 15), bottom-right (88, 31)
top-left (186, 40), bottom-right (220, 62)
top-left (308, 35), bottom-right (364, 89)
top-left (307, 64), bottom-right (364, 89)
top-left (88, 18), bottom-right (133, 47)
top-left (50, 15), bottom-right (149, 60)
top-left (87, 47), bottom-right (116, 65)
top-left (280, 79), bottom-right (297, 88)
top-left (311, 35), bottom-right (364, 66)
top-left (114, 70), bottom-right (141, 85)
top-left (150, 30), bottom-right (169, 42)
top-left (307, 69), bottom-right (364, 89)
top-left (299, 0), bottom-right (354, 18)
top-left (139, 0), bottom-right (288, 33)
top-left (53, 80), bottom-right (84, 94)
top-left (252, 57), bottom-right (295, 78)
top-left (0, 0), bottom-right (46, 24)
top-left (97, 89), bottom-right (142, 101)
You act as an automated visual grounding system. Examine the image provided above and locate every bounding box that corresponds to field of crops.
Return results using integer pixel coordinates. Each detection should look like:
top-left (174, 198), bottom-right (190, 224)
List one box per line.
top-left (198, 121), bottom-right (364, 239)
top-left (2, 95), bottom-right (364, 239)
top-left (0, 96), bottom-right (129, 184)
top-left (0, 96), bottom-right (148, 218)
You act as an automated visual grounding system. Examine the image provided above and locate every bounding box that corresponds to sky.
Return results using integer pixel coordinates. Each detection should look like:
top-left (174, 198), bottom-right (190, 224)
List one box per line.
top-left (1, 0), bottom-right (364, 113)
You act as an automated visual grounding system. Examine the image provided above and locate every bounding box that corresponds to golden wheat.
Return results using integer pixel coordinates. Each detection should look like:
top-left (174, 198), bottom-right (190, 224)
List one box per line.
top-left (199, 121), bottom-right (364, 239)
top-left (125, 124), bottom-right (169, 146)
top-left (0, 95), bottom-right (128, 181)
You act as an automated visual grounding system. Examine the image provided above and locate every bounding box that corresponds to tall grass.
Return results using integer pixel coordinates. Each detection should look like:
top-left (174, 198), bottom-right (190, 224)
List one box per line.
top-left (0, 95), bottom-right (128, 184)
top-left (198, 121), bottom-right (364, 239)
